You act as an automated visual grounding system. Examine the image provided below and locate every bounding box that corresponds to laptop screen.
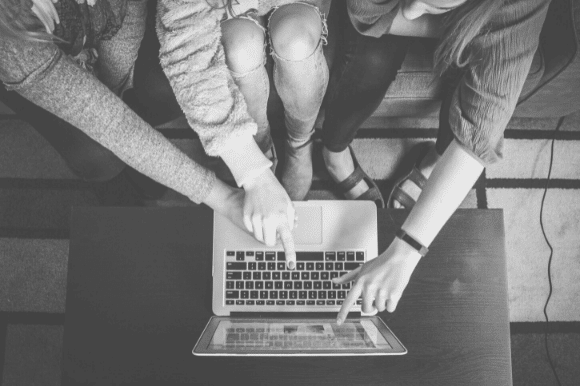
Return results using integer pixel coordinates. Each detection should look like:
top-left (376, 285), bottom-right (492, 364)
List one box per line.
top-left (207, 319), bottom-right (392, 351)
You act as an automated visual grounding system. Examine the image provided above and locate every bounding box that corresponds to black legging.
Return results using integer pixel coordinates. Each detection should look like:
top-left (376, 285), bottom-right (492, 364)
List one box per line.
top-left (321, 0), bottom-right (458, 156)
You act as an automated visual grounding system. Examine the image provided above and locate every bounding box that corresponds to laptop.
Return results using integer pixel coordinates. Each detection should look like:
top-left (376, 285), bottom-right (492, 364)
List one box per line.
top-left (193, 200), bottom-right (407, 356)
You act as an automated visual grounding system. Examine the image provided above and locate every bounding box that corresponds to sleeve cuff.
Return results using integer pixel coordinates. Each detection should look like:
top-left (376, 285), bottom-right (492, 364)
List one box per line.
top-left (219, 134), bottom-right (272, 188)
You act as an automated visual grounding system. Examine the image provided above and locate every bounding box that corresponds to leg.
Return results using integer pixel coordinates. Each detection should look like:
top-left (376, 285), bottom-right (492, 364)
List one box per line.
top-left (321, 1), bottom-right (409, 199)
top-left (269, 2), bottom-right (329, 199)
top-left (221, 15), bottom-right (272, 154)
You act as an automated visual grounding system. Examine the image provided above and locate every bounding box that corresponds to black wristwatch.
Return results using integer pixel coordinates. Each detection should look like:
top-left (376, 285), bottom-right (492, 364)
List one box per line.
top-left (395, 229), bottom-right (429, 257)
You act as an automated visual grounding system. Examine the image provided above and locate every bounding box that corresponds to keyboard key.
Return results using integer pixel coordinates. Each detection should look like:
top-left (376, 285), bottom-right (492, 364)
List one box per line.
top-left (253, 272), bottom-right (261, 280)
top-left (306, 263), bottom-right (315, 270)
top-left (236, 300), bottom-right (245, 305)
top-left (347, 252), bottom-right (355, 261)
top-left (236, 281), bottom-right (244, 289)
top-left (345, 263), bottom-right (363, 270)
top-left (268, 262), bottom-right (276, 270)
top-left (297, 263), bottom-right (305, 270)
top-left (316, 262), bottom-right (324, 270)
top-left (301, 272), bottom-right (310, 280)
top-left (311, 272), bottom-right (320, 280)
top-left (241, 291), bottom-right (249, 299)
top-left (287, 300), bottom-right (295, 305)
top-left (226, 300), bottom-right (234, 305)
top-left (304, 282), bottom-right (312, 289)
top-left (243, 272), bottom-right (251, 280)
top-left (226, 251), bottom-right (235, 257)
top-left (272, 272), bottom-right (281, 280)
top-left (342, 283), bottom-right (351, 289)
top-left (337, 252), bottom-right (346, 261)
top-left (248, 262), bottom-right (256, 270)
top-left (327, 300), bottom-right (336, 305)
top-left (246, 251), bottom-right (255, 257)
top-left (280, 291), bottom-right (288, 299)
top-left (226, 291), bottom-right (239, 299)
top-left (258, 263), bottom-right (266, 270)
top-left (284, 281), bottom-right (293, 289)
top-left (308, 291), bottom-right (317, 299)
top-left (318, 291), bottom-right (326, 299)
top-left (246, 300), bottom-right (255, 305)
top-left (263, 272), bottom-right (271, 280)
top-left (325, 252), bottom-right (336, 261)
top-left (356, 299), bottom-right (362, 305)
top-left (314, 282), bottom-right (322, 289)
top-left (270, 291), bottom-right (278, 299)
top-left (278, 263), bottom-right (286, 271)
top-left (266, 300), bottom-right (275, 305)
top-left (296, 252), bottom-right (324, 261)
top-left (338, 291), bottom-right (346, 299)
top-left (255, 252), bottom-right (264, 261)
top-left (277, 252), bottom-right (286, 261)
top-left (330, 272), bottom-right (339, 279)
top-left (325, 262), bottom-right (333, 271)
top-left (226, 281), bottom-right (234, 289)
top-left (297, 300), bottom-right (306, 305)
top-left (356, 251), bottom-right (365, 261)
top-left (277, 300), bottom-right (285, 305)
top-left (337, 300), bottom-right (344, 305)
top-left (317, 300), bottom-right (325, 306)
top-left (275, 282), bottom-right (283, 289)
top-left (250, 291), bottom-right (259, 299)
top-left (328, 291), bottom-right (336, 299)
top-left (307, 300), bottom-right (316, 305)
top-left (282, 272), bottom-right (290, 280)
top-left (257, 300), bottom-right (265, 305)
top-left (226, 272), bottom-right (241, 280)
top-left (294, 281), bottom-right (302, 289)
top-left (265, 281), bottom-right (273, 289)
top-left (292, 272), bottom-right (300, 280)
top-left (290, 291), bottom-right (298, 299)
top-left (333, 282), bottom-right (341, 289)
top-left (236, 251), bottom-right (245, 261)
top-left (335, 263), bottom-right (344, 271)
top-left (299, 291), bottom-right (307, 299)
top-left (260, 291), bottom-right (268, 299)
top-left (265, 252), bottom-right (276, 261)
top-left (255, 281), bottom-right (264, 289)
top-left (245, 282), bottom-right (254, 289)
top-left (323, 282), bottom-right (331, 289)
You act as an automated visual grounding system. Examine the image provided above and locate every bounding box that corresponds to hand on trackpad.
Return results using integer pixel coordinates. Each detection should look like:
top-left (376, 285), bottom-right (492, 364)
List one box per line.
top-left (293, 205), bottom-right (323, 245)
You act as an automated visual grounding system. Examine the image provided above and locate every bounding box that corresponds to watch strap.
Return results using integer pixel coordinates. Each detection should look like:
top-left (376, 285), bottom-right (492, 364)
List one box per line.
top-left (395, 229), bottom-right (429, 257)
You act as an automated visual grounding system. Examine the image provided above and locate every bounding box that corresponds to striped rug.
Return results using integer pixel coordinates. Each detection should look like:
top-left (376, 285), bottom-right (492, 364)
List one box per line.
top-left (1, 107), bottom-right (579, 385)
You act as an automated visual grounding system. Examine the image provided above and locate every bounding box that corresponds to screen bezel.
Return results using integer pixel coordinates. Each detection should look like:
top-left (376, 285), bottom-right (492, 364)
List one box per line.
top-left (192, 316), bottom-right (407, 356)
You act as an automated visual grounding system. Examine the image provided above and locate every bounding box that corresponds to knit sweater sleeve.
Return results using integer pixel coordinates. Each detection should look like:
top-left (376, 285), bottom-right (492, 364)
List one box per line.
top-left (156, 0), bottom-right (271, 187)
top-left (0, 36), bottom-right (216, 204)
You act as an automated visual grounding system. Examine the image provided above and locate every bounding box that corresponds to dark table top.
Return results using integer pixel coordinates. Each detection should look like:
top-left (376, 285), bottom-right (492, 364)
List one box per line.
top-left (63, 207), bottom-right (511, 386)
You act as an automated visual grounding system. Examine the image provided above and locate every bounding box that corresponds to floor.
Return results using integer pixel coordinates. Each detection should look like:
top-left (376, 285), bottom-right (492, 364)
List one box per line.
top-left (1, 108), bottom-right (580, 385)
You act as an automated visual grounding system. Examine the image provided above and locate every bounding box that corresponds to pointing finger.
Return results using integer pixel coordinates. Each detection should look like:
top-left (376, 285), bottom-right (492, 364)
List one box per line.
top-left (278, 223), bottom-right (296, 270)
top-left (336, 282), bottom-right (362, 325)
top-left (332, 267), bottom-right (360, 284)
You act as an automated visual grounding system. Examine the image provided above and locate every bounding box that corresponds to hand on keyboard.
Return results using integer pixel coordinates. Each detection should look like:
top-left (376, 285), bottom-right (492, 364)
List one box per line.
top-left (333, 237), bottom-right (422, 325)
top-left (242, 169), bottom-right (297, 269)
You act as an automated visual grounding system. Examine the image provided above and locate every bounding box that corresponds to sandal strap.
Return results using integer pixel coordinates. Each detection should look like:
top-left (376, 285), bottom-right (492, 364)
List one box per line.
top-left (357, 186), bottom-right (383, 204)
top-left (389, 186), bottom-right (416, 209)
top-left (408, 167), bottom-right (427, 190)
top-left (335, 165), bottom-right (365, 194)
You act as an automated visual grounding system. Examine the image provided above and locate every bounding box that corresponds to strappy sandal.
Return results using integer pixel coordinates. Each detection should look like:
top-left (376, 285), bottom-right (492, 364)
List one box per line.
top-left (331, 145), bottom-right (385, 209)
top-left (387, 141), bottom-right (434, 209)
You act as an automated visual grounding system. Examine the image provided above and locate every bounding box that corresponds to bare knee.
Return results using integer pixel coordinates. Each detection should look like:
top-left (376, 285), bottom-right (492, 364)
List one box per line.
top-left (269, 3), bottom-right (322, 61)
top-left (221, 18), bottom-right (266, 74)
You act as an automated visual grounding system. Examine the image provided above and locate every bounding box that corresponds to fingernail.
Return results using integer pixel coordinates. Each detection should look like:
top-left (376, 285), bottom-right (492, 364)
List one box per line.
top-left (287, 261), bottom-right (296, 270)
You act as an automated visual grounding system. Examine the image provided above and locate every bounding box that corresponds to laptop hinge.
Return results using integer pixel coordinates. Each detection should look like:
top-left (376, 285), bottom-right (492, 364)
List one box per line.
top-left (230, 312), bottom-right (362, 319)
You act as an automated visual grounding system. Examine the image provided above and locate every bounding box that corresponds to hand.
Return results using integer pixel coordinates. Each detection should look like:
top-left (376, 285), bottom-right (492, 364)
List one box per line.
top-left (333, 238), bottom-right (422, 325)
top-left (31, 0), bottom-right (60, 34)
top-left (242, 169), bottom-right (297, 269)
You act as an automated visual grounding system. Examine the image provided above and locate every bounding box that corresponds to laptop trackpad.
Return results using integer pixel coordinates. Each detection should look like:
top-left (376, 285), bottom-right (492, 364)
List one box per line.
top-left (293, 205), bottom-right (322, 245)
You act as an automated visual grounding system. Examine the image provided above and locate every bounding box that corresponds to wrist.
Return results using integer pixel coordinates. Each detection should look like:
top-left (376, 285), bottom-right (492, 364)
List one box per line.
top-left (219, 135), bottom-right (272, 188)
top-left (389, 236), bottom-right (423, 262)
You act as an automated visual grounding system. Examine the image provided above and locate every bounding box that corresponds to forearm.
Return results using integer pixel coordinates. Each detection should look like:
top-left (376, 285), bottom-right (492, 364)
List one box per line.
top-left (401, 139), bottom-right (485, 247)
top-left (14, 53), bottom-right (217, 204)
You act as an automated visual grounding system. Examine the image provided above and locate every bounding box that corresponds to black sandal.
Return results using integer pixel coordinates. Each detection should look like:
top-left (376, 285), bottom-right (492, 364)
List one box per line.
top-left (387, 141), bottom-right (433, 209)
top-left (331, 145), bottom-right (385, 209)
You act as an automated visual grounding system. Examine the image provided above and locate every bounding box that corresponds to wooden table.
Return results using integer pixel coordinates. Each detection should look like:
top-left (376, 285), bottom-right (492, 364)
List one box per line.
top-left (62, 207), bottom-right (512, 385)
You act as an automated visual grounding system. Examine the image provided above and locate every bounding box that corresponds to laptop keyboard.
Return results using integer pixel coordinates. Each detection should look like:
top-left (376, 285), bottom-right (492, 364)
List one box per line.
top-left (224, 251), bottom-right (364, 307)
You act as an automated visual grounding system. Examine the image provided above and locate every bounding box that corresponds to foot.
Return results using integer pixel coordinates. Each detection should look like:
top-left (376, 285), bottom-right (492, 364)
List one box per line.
top-left (281, 139), bottom-right (313, 200)
top-left (322, 146), bottom-right (370, 199)
top-left (392, 145), bottom-right (441, 208)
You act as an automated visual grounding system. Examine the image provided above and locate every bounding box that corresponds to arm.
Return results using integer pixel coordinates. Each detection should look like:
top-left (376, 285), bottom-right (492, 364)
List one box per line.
top-left (334, 0), bottom-right (550, 323)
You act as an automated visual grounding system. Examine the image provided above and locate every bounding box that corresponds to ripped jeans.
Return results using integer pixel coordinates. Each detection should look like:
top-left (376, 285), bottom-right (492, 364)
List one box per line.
top-left (221, 2), bottom-right (330, 153)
